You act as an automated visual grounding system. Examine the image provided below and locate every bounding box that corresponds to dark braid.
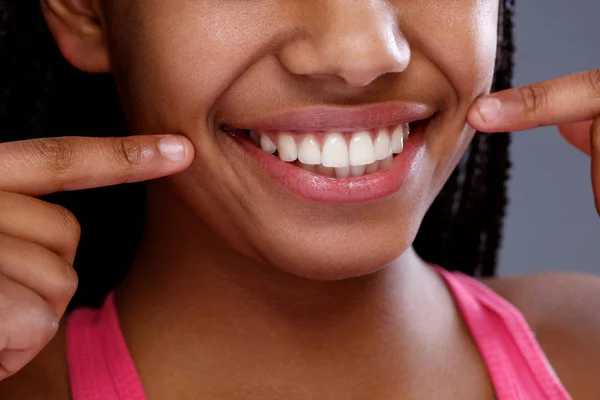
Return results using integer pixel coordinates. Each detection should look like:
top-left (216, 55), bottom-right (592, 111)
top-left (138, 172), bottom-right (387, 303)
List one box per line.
top-left (0, 1), bottom-right (514, 307)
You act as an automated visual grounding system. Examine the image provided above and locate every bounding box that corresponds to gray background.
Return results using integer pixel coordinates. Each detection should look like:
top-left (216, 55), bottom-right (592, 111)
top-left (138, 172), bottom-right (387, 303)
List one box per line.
top-left (497, 0), bottom-right (600, 275)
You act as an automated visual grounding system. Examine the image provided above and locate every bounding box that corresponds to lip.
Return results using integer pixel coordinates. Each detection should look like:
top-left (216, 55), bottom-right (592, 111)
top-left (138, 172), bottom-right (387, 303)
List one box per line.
top-left (226, 102), bottom-right (434, 133)
top-left (227, 119), bottom-right (428, 203)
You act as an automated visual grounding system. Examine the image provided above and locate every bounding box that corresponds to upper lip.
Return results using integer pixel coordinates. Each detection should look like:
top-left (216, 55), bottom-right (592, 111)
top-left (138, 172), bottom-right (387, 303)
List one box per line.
top-left (226, 102), bottom-right (435, 133)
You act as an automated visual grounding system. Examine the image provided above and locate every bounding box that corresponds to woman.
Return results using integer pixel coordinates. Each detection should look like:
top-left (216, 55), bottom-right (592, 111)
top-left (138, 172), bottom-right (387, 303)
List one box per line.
top-left (0, 0), bottom-right (598, 398)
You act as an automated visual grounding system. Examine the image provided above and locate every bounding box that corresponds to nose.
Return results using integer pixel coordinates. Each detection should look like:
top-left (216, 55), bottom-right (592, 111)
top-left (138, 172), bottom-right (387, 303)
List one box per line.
top-left (278, 1), bottom-right (410, 88)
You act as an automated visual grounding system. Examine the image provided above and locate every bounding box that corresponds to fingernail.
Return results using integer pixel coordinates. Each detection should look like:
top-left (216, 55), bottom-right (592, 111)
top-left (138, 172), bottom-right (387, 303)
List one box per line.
top-left (159, 136), bottom-right (186, 162)
top-left (477, 97), bottom-right (502, 122)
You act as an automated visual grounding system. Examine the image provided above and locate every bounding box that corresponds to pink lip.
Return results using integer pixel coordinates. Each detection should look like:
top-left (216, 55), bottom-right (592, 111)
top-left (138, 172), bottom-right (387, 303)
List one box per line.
top-left (227, 102), bottom-right (434, 133)
top-left (230, 121), bottom-right (428, 203)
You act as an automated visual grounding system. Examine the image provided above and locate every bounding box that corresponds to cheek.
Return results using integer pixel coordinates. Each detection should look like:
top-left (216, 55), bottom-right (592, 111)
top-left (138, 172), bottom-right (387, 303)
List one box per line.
top-left (108, 1), bottom-right (280, 135)
top-left (400, 1), bottom-right (499, 199)
top-left (403, 0), bottom-right (499, 102)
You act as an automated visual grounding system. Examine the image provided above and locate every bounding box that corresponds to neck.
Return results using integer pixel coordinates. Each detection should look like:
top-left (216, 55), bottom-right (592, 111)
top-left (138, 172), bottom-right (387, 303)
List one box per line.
top-left (116, 179), bottom-right (456, 399)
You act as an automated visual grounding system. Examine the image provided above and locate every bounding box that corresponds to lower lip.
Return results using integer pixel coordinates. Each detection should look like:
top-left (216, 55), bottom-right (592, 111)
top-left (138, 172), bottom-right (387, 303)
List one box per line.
top-left (229, 124), bottom-right (426, 203)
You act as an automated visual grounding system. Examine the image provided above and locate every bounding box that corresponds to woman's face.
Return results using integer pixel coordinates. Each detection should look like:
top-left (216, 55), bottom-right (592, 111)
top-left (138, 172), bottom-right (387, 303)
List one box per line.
top-left (101, 0), bottom-right (499, 279)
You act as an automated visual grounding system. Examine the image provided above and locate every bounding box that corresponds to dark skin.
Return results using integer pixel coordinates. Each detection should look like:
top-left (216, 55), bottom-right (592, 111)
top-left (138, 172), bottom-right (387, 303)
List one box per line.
top-left (1, 0), bottom-right (600, 398)
top-left (3, 273), bottom-right (600, 399)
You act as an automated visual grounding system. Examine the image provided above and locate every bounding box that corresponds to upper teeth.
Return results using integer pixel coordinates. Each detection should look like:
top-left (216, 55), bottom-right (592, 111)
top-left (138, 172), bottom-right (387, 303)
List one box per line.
top-left (254, 124), bottom-right (409, 170)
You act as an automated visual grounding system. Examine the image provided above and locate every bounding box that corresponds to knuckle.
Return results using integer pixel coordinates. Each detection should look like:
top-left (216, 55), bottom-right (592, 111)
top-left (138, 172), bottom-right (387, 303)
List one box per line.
top-left (115, 138), bottom-right (147, 167)
top-left (0, 286), bottom-right (59, 350)
top-left (29, 304), bottom-right (60, 348)
top-left (583, 69), bottom-right (600, 97)
top-left (44, 257), bottom-right (79, 305)
top-left (49, 204), bottom-right (81, 244)
top-left (517, 85), bottom-right (549, 116)
top-left (32, 138), bottom-right (75, 174)
top-left (58, 262), bottom-right (79, 299)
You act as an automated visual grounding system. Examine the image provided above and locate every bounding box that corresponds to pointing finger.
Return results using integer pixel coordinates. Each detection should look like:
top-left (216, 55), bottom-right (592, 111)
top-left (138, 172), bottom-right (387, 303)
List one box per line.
top-left (0, 135), bottom-right (194, 197)
top-left (468, 69), bottom-right (600, 132)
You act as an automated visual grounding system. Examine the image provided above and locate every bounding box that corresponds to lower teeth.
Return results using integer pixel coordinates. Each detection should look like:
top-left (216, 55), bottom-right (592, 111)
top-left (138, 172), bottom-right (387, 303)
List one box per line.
top-left (296, 156), bottom-right (393, 178)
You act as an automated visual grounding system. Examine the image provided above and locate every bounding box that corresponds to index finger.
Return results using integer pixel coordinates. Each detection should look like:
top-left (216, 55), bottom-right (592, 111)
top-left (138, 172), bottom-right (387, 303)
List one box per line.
top-left (0, 135), bottom-right (194, 197)
top-left (467, 69), bottom-right (600, 132)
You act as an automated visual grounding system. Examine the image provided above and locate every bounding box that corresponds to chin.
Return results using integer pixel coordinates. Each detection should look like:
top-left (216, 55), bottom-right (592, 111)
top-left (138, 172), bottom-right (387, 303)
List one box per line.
top-left (251, 221), bottom-right (420, 281)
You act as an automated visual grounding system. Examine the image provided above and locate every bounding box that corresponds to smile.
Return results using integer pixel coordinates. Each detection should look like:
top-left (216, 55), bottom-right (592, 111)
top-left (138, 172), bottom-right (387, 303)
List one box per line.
top-left (229, 124), bottom-right (409, 178)
top-left (221, 103), bottom-right (434, 203)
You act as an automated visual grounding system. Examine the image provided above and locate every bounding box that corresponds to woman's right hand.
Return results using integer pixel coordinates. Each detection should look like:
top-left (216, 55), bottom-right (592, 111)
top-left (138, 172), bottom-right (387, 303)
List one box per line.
top-left (0, 135), bottom-right (194, 381)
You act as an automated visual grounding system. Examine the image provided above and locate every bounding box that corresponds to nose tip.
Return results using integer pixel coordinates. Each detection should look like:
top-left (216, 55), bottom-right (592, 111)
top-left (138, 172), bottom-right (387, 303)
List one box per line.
top-left (336, 43), bottom-right (411, 87)
top-left (278, 5), bottom-right (412, 89)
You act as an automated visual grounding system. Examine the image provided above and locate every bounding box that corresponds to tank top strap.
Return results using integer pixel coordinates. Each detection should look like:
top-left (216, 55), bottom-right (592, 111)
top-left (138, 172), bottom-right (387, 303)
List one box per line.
top-left (66, 270), bottom-right (572, 400)
top-left (434, 267), bottom-right (572, 400)
top-left (66, 292), bottom-right (148, 400)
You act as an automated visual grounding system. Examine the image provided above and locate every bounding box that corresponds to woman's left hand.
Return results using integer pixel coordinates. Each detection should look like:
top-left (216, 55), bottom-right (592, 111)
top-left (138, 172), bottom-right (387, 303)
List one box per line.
top-left (467, 68), bottom-right (600, 213)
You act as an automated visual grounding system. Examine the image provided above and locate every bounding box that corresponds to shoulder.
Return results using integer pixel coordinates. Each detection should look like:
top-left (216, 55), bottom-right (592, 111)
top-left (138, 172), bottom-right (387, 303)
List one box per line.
top-left (0, 323), bottom-right (70, 400)
top-left (483, 271), bottom-right (600, 399)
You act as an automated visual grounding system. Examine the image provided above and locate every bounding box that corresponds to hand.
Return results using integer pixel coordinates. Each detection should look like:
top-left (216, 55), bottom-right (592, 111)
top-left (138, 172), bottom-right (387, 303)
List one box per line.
top-left (0, 135), bottom-right (194, 380)
top-left (467, 69), bottom-right (600, 212)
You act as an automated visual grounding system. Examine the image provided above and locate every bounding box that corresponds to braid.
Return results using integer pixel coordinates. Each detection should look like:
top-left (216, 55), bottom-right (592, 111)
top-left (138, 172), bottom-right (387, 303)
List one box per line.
top-left (480, 0), bottom-right (515, 276)
top-left (413, 0), bottom-right (515, 277)
top-left (0, 1), bottom-right (515, 308)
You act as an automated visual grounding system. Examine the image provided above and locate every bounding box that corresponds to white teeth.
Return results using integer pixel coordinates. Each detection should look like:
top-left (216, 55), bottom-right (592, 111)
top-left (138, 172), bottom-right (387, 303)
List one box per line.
top-left (322, 133), bottom-right (349, 168)
top-left (335, 166), bottom-right (350, 178)
top-left (374, 130), bottom-right (392, 161)
top-left (298, 135), bottom-right (321, 165)
top-left (277, 134), bottom-right (297, 162)
top-left (365, 161), bottom-right (379, 174)
top-left (260, 135), bottom-right (277, 154)
top-left (349, 132), bottom-right (375, 166)
top-left (403, 124), bottom-right (410, 140)
top-left (351, 165), bottom-right (366, 177)
top-left (254, 123), bottom-right (408, 178)
top-left (391, 126), bottom-right (404, 154)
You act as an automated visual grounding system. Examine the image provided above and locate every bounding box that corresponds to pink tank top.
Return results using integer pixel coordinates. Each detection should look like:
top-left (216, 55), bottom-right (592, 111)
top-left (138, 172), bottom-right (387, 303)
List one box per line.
top-left (65, 268), bottom-right (573, 399)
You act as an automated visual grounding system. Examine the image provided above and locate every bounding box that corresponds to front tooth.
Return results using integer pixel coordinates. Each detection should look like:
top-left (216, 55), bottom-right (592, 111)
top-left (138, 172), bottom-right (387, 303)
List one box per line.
top-left (391, 126), bottom-right (404, 154)
top-left (374, 130), bottom-right (392, 161)
top-left (349, 132), bottom-right (375, 166)
top-left (351, 165), bottom-right (366, 177)
top-left (277, 134), bottom-right (298, 162)
top-left (260, 135), bottom-right (277, 153)
top-left (298, 135), bottom-right (321, 165)
top-left (322, 133), bottom-right (349, 168)
top-left (335, 166), bottom-right (350, 178)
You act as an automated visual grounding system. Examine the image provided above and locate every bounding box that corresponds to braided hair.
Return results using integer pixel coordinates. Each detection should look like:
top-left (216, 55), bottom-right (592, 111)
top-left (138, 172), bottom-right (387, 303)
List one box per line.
top-left (0, 0), bottom-right (514, 308)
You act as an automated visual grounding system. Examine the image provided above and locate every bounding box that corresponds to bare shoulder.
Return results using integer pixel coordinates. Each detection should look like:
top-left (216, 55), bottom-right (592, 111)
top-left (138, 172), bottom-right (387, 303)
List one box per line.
top-left (483, 271), bottom-right (600, 399)
top-left (0, 323), bottom-right (70, 400)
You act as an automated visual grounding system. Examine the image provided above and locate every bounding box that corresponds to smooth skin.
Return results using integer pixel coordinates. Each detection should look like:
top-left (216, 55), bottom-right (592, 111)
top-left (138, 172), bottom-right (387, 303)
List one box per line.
top-left (0, 0), bottom-right (599, 399)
